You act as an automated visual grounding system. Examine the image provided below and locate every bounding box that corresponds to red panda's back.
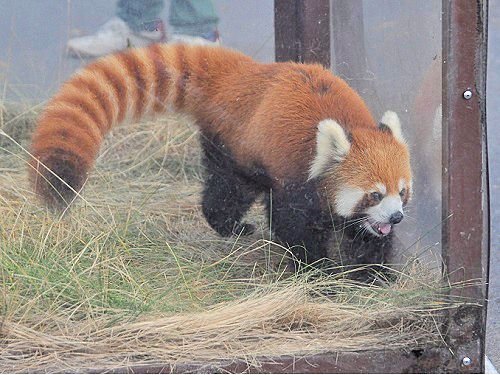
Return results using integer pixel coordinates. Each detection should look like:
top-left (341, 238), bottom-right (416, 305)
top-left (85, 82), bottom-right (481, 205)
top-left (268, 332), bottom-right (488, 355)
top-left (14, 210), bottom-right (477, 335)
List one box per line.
top-left (223, 63), bottom-right (378, 183)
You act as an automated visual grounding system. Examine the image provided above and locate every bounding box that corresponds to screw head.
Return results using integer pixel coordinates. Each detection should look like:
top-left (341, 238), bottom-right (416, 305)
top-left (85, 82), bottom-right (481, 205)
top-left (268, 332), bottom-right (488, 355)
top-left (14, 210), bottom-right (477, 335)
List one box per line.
top-left (462, 356), bottom-right (472, 366)
top-left (463, 90), bottom-right (473, 100)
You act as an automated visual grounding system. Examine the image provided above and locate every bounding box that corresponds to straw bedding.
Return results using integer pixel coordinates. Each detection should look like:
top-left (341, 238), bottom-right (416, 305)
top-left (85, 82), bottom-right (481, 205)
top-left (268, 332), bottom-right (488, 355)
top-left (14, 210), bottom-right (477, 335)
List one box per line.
top-left (0, 109), bottom-right (463, 373)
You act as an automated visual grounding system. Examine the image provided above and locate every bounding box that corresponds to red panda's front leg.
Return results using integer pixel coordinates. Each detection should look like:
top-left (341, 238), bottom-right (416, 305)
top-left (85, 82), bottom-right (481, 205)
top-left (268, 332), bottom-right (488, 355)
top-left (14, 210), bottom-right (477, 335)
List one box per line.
top-left (266, 182), bottom-right (331, 269)
top-left (267, 182), bottom-right (395, 282)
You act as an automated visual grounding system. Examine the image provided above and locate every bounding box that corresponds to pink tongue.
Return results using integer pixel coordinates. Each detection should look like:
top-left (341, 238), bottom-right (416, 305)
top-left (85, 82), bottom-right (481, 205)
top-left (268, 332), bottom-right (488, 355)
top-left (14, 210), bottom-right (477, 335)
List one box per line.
top-left (378, 223), bottom-right (392, 235)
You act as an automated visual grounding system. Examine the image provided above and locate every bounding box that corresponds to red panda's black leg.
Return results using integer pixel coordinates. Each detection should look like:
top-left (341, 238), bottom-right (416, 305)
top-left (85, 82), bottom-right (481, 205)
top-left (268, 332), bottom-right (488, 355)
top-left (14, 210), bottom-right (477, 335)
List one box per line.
top-left (200, 135), bottom-right (260, 237)
top-left (266, 183), bottom-right (331, 269)
top-left (201, 167), bottom-right (258, 237)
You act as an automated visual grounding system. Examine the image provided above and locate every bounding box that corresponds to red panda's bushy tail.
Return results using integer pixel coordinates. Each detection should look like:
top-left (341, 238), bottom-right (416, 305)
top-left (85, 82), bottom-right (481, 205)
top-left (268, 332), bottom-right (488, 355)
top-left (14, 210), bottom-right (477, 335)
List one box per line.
top-left (29, 44), bottom-right (252, 209)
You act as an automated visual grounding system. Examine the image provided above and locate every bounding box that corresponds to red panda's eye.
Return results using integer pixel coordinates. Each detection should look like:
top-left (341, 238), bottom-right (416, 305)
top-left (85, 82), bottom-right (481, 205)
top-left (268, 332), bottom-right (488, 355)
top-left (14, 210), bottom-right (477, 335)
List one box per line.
top-left (371, 192), bottom-right (383, 202)
top-left (399, 188), bottom-right (406, 197)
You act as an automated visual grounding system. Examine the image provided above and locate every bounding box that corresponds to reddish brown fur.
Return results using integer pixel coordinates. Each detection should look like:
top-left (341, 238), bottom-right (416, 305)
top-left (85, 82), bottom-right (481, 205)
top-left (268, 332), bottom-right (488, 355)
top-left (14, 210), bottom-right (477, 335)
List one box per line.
top-left (30, 44), bottom-right (407, 208)
top-left (335, 129), bottom-right (412, 194)
top-left (92, 59), bottom-right (129, 123)
top-left (148, 44), bottom-right (173, 113)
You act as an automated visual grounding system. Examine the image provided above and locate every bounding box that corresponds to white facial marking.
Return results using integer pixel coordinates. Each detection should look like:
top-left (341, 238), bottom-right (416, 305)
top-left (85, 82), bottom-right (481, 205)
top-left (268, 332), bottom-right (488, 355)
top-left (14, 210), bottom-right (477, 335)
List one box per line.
top-left (375, 183), bottom-right (387, 195)
top-left (366, 194), bottom-right (403, 223)
top-left (363, 222), bottom-right (380, 237)
top-left (309, 119), bottom-right (350, 180)
top-left (334, 185), bottom-right (364, 217)
top-left (380, 110), bottom-right (406, 145)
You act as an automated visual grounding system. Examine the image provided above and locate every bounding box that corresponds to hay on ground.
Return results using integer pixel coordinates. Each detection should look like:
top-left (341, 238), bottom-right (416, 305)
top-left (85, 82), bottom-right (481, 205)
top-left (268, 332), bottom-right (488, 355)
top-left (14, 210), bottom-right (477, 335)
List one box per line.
top-left (0, 108), bottom-right (472, 373)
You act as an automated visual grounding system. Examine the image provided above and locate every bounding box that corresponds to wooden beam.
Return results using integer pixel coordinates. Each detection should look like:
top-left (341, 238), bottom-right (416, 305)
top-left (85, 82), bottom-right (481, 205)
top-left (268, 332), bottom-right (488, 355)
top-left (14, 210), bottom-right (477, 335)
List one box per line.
top-left (274, 0), bottom-right (330, 66)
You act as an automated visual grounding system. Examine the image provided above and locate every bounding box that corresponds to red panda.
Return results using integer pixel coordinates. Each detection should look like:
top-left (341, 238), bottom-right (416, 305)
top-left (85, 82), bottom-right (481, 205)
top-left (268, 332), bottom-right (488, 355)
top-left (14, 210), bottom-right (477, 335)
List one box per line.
top-left (29, 44), bottom-right (412, 277)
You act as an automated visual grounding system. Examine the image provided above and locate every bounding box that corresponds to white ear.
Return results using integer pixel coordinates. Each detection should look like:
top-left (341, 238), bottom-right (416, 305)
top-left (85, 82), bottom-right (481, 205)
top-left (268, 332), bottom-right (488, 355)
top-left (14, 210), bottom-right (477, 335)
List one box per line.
top-left (380, 111), bottom-right (406, 144)
top-left (308, 119), bottom-right (350, 180)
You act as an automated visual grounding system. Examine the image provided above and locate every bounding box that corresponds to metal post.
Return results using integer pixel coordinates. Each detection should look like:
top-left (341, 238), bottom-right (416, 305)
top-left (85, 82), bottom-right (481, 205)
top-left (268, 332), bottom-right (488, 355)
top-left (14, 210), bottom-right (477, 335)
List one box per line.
top-left (442, 0), bottom-right (489, 372)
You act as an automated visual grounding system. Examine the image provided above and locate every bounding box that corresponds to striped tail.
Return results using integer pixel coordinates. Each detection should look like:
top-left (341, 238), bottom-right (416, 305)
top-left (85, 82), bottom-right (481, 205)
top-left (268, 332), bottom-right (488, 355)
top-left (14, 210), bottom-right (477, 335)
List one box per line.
top-left (29, 44), bottom-right (251, 209)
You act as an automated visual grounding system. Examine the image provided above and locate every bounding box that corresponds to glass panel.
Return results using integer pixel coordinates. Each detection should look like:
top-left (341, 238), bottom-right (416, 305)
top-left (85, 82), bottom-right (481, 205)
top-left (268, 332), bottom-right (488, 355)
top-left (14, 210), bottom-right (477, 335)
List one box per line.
top-left (1, 1), bottom-right (449, 371)
top-left (330, 0), bottom-right (442, 271)
top-left (0, 1), bottom-right (442, 281)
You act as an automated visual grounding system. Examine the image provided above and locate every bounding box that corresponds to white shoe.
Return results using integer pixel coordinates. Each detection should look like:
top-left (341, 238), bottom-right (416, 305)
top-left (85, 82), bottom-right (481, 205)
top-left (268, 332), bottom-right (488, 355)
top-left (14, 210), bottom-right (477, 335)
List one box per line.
top-left (67, 17), bottom-right (166, 58)
top-left (170, 30), bottom-right (221, 46)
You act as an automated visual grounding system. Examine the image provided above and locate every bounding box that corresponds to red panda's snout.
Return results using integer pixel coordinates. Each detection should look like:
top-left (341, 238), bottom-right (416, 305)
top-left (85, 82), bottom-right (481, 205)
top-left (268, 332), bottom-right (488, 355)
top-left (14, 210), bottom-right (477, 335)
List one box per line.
top-left (331, 183), bottom-right (411, 237)
top-left (357, 186), bottom-right (410, 237)
top-left (309, 111), bottom-right (412, 237)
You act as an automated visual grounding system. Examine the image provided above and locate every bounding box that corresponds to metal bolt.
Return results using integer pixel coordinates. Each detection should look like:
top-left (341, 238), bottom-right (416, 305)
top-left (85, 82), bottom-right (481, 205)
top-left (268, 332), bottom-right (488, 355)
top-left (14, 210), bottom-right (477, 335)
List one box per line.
top-left (462, 356), bottom-right (472, 366)
top-left (463, 90), bottom-right (473, 100)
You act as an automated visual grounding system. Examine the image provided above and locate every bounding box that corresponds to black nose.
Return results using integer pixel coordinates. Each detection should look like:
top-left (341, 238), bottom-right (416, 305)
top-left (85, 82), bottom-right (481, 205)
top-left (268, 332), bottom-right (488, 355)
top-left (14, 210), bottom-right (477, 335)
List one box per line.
top-left (389, 211), bottom-right (404, 224)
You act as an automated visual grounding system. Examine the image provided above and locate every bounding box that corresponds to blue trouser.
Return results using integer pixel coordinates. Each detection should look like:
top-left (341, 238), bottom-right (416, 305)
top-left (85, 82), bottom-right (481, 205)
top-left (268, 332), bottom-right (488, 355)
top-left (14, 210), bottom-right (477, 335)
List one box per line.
top-left (117, 0), bottom-right (165, 32)
top-left (117, 0), bottom-right (219, 35)
top-left (168, 0), bottom-right (219, 36)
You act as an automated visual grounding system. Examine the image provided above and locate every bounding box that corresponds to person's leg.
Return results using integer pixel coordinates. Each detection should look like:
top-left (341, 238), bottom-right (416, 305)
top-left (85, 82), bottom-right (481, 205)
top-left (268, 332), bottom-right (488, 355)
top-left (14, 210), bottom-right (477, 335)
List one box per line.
top-left (117, 0), bottom-right (165, 33)
top-left (169, 0), bottom-right (220, 44)
top-left (67, 0), bottom-right (166, 58)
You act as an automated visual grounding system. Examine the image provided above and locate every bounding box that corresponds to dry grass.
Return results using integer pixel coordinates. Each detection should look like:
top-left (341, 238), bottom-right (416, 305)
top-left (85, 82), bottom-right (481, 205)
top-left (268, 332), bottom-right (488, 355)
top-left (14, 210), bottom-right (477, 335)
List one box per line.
top-left (0, 108), bottom-right (470, 373)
